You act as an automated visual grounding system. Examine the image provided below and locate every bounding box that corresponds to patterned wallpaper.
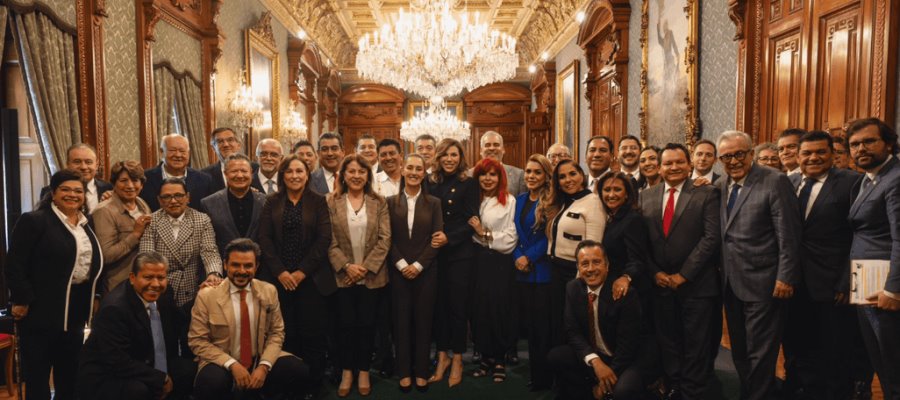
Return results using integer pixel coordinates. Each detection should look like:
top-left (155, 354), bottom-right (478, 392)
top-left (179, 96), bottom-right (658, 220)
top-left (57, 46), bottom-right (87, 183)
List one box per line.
top-left (215, 0), bottom-right (291, 136)
top-left (12, 0), bottom-right (76, 26)
top-left (153, 20), bottom-right (202, 77)
top-left (103, 0), bottom-right (140, 163)
top-left (554, 38), bottom-right (591, 166)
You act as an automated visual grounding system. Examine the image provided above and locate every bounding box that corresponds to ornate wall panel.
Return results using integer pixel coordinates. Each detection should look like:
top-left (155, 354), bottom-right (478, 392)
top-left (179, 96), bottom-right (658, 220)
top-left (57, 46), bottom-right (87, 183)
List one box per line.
top-left (530, 62), bottom-right (555, 160)
top-left (153, 19), bottom-right (202, 76)
top-left (578, 0), bottom-right (629, 146)
top-left (463, 83), bottom-right (532, 169)
top-left (699, 0), bottom-right (738, 140)
top-left (337, 84), bottom-right (405, 150)
top-left (103, 0), bottom-right (139, 164)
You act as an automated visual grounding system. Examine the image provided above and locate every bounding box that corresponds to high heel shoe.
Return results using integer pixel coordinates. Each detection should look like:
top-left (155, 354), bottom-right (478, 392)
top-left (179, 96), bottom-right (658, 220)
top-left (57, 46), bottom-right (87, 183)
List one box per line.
top-left (399, 377), bottom-right (413, 394)
top-left (337, 370), bottom-right (353, 397)
top-left (428, 352), bottom-right (450, 383)
top-left (358, 371), bottom-right (371, 396)
top-left (448, 355), bottom-right (463, 388)
top-left (415, 378), bottom-right (430, 393)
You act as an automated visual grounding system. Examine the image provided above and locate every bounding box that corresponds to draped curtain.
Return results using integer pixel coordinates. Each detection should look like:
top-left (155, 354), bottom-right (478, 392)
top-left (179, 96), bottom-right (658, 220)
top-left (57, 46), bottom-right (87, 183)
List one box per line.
top-left (153, 65), bottom-right (176, 143)
top-left (154, 64), bottom-right (207, 167)
top-left (11, 10), bottom-right (80, 173)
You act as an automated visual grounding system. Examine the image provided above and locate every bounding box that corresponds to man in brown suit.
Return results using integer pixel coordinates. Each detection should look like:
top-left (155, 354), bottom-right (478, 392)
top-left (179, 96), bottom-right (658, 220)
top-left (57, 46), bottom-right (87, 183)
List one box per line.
top-left (188, 238), bottom-right (309, 399)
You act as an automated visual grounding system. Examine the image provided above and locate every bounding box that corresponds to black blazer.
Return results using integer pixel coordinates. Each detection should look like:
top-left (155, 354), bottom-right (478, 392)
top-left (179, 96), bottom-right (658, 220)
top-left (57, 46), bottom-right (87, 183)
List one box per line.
top-left (77, 282), bottom-right (179, 398)
top-left (602, 207), bottom-right (650, 289)
top-left (790, 168), bottom-right (862, 301)
top-left (200, 161), bottom-right (259, 193)
top-left (5, 209), bottom-right (103, 332)
top-left (387, 191), bottom-right (444, 270)
top-left (257, 188), bottom-right (335, 296)
top-left (141, 165), bottom-right (212, 211)
top-left (425, 174), bottom-right (479, 262)
top-left (200, 189), bottom-right (268, 258)
top-left (641, 180), bottom-right (722, 298)
top-left (564, 279), bottom-right (642, 374)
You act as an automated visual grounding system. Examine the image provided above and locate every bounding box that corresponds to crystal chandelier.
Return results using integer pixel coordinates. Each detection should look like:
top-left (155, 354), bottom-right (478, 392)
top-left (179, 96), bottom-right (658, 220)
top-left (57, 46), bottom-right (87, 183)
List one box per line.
top-left (401, 97), bottom-right (471, 143)
top-left (356, 0), bottom-right (518, 98)
top-left (227, 70), bottom-right (264, 133)
top-left (281, 101), bottom-right (308, 146)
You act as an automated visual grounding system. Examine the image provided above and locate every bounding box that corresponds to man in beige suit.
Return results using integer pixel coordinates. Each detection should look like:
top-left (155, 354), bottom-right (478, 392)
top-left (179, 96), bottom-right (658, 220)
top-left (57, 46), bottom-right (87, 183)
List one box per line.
top-left (189, 238), bottom-right (309, 399)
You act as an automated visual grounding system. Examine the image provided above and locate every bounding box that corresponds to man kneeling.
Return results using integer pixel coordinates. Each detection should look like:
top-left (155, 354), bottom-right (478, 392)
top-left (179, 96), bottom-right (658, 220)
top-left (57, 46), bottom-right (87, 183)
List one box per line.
top-left (548, 240), bottom-right (647, 400)
top-left (189, 238), bottom-right (309, 399)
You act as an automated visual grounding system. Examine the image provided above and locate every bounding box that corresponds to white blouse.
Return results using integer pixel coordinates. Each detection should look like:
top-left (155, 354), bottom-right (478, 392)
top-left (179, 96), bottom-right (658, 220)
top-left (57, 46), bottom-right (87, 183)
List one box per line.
top-left (51, 203), bottom-right (92, 284)
top-left (472, 194), bottom-right (518, 254)
top-left (346, 197), bottom-right (368, 286)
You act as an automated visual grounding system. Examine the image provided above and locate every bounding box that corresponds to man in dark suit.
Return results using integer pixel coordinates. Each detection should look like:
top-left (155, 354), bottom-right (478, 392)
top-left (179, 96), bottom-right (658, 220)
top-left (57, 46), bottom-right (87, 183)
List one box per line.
top-left (691, 139), bottom-right (720, 185)
top-left (201, 154), bottom-right (267, 258)
top-left (618, 135), bottom-right (643, 185)
top-left (309, 132), bottom-right (344, 195)
top-left (547, 240), bottom-right (647, 400)
top-left (846, 118), bottom-right (900, 399)
top-left (781, 130), bottom-right (862, 400)
top-left (141, 134), bottom-right (212, 211)
top-left (78, 251), bottom-right (196, 399)
top-left (200, 127), bottom-right (258, 193)
top-left (585, 135), bottom-right (615, 193)
top-left (252, 138), bottom-right (283, 195)
top-left (641, 143), bottom-right (721, 400)
top-left (39, 143), bottom-right (112, 212)
top-left (716, 130), bottom-right (802, 400)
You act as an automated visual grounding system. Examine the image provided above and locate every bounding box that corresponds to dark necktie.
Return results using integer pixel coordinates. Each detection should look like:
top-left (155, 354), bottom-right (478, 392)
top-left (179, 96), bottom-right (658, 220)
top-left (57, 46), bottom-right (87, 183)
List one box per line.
top-left (149, 302), bottom-right (167, 373)
top-left (587, 292), bottom-right (599, 350)
top-left (727, 183), bottom-right (742, 216)
top-left (797, 177), bottom-right (815, 219)
top-left (856, 177), bottom-right (873, 201)
top-left (663, 188), bottom-right (676, 237)
top-left (239, 290), bottom-right (253, 369)
top-left (266, 180), bottom-right (275, 194)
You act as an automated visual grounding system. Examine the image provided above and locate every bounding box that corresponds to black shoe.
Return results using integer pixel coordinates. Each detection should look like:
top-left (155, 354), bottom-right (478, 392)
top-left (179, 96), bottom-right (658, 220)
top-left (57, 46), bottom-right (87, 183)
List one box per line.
top-left (506, 352), bottom-right (519, 365)
top-left (415, 382), bottom-right (429, 393)
top-left (851, 381), bottom-right (872, 400)
top-left (663, 388), bottom-right (682, 400)
top-left (472, 351), bottom-right (482, 363)
top-left (399, 383), bottom-right (412, 393)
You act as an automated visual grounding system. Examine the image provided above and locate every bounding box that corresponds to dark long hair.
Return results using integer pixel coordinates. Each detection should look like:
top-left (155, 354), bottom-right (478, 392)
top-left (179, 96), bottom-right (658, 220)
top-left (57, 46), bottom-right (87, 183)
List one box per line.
top-left (38, 169), bottom-right (86, 211)
top-left (275, 155), bottom-right (310, 195)
top-left (335, 154), bottom-right (375, 196)
top-left (597, 171), bottom-right (640, 214)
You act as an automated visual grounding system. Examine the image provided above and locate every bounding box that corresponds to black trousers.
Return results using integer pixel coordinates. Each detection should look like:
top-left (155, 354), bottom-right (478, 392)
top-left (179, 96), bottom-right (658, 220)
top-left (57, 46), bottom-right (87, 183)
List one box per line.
top-left (373, 284), bottom-right (395, 373)
top-left (19, 327), bottom-right (83, 400)
top-left (277, 278), bottom-right (328, 390)
top-left (550, 257), bottom-right (577, 347)
top-left (653, 293), bottom-right (718, 400)
top-left (471, 248), bottom-right (516, 361)
top-left (87, 356), bottom-right (196, 400)
top-left (516, 280), bottom-right (553, 388)
top-left (858, 306), bottom-right (900, 399)
top-left (722, 283), bottom-right (786, 400)
top-left (193, 355), bottom-right (309, 400)
top-left (434, 256), bottom-right (472, 354)
top-left (547, 344), bottom-right (649, 400)
top-left (392, 266), bottom-right (437, 379)
top-left (336, 285), bottom-right (378, 371)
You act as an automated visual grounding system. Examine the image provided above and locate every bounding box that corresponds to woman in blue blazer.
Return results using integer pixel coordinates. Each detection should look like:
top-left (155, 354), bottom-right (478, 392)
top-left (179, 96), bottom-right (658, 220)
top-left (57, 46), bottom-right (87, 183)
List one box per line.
top-left (513, 154), bottom-right (557, 391)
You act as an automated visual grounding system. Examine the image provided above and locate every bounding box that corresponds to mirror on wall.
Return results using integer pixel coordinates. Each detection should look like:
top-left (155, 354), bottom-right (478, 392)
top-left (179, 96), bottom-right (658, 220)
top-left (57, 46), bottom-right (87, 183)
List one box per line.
top-left (244, 13), bottom-right (280, 153)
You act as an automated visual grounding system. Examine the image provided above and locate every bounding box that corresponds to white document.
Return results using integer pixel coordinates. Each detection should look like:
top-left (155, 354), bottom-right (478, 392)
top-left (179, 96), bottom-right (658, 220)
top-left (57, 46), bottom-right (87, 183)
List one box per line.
top-left (850, 259), bottom-right (890, 305)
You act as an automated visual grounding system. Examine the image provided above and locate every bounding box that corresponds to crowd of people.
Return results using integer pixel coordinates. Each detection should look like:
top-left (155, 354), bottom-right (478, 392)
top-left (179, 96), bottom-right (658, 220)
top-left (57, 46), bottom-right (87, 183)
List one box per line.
top-left (4, 117), bottom-right (899, 400)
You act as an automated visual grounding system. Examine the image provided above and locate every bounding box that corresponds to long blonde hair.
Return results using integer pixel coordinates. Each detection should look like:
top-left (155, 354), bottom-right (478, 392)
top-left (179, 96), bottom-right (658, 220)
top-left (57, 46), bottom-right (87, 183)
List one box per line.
top-left (428, 138), bottom-right (469, 184)
top-left (527, 154), bottom-right (558, 231)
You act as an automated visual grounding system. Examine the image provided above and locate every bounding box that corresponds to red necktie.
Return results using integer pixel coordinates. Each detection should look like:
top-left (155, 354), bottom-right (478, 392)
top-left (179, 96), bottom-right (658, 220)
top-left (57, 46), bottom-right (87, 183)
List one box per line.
top-left (587, 292), bottom-right (599, 350)
top-left (663, 188), bottom-right (676, 237)
top-left (239, 290), bottom-right (253, 369)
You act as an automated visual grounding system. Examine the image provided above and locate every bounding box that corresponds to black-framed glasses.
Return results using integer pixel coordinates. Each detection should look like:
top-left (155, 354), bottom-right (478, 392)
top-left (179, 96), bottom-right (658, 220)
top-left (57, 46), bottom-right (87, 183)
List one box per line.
top-left (719, 150), bottom-right (749, 163)
top-left (159, 193), bottom-right (187, 202)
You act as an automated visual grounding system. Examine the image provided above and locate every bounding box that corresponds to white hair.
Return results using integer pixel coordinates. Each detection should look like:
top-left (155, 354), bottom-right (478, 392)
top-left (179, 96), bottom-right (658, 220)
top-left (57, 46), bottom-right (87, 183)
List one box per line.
top-left (546, 143), bottom-right (571, 157)
top-left (716, 130), bottom-right (753, 149)
top-left (255, 138), bottom-right (283, 157)
top-left (160, 133), bottom-right (189, 152)
top-left (480, 130), bottom-right (503, 146)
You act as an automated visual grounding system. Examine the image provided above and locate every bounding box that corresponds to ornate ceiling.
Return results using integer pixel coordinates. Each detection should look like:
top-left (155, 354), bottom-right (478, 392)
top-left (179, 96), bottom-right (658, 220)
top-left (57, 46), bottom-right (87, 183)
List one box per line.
top-left (272, 0), bottom-right (586, 74)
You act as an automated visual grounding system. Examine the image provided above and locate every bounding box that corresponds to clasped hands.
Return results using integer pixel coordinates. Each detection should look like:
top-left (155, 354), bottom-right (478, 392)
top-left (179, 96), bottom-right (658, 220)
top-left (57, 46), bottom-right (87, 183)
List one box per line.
top-left (342, 264), bottom-right (368, 286)
top-left (654, 272), bottom-right (687, 290)
top-left (229, 362), bottom-right (268, 390)
top-left (277, 270), bottom-right (307, 291)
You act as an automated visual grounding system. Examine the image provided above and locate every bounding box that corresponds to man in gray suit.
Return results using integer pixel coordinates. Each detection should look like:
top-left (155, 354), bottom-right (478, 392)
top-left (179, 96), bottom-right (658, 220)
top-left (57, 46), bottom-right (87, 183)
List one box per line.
top-left (478, 131), bottom-right (527, 196)
top-left (642, 143), bottom-right (721, 400)
top-left (846, 118), bottom-right (900, 398)
top-left (716, 130), bottom-right (801, 400)
top-left (309, 132), bottom-right (344, 195)
top-left (200, 154), bottom-right (267, 258)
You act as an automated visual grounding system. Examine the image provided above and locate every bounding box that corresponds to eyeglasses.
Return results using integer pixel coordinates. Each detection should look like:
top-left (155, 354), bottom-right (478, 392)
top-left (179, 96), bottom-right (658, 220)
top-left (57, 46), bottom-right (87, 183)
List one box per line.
top-left (159, 193), bottom-right (187, 202)
top-left (258, 151), bottom-right (282, 159)
top-left (57, 186), bottom-right (85, 195)
top-left (848, 137), bottom-right (882, 150)
top-left (215, 137), bottom-right (238, 146)
top-left (719, 150), bottom-right (750, 163)
top-left (757, 156), bottom-right (779, 162)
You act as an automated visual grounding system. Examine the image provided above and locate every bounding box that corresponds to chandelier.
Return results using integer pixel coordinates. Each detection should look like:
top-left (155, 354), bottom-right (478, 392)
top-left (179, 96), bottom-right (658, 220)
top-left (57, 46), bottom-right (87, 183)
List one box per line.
top-left (356, 0), bottom-right (518, 98)
top-left (281, 101), bottom-right (308, 146)
top-left (400, 97), bottom-right (471, 143)
top-left (227, 70), bottom-right (264, 133)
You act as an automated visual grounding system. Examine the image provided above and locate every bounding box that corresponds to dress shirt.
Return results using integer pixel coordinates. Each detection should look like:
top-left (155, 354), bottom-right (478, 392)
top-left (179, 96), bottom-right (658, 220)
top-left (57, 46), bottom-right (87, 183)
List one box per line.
top-left (85, 179), bottom-right (99, 212)
top-left (227, 190), bottom-right (255, 236)
top-left (258, 171), bottom-right (278, 194)
top-left (374, 171), bottom-right (401, 197)
top-left (472, 194), bottom-right (518, 254)
top-left (622, 168), bottom-right (641, 182)
top-left (161, 166), bottom-right (186, 180)
top-left (796, 173), bottom-right (828, 218)
top-left (787, 167), bottom-right (802, 176)
top-left (167, 212), bottom-right (186, 241)
top-left (51, 203), bottom-right (92, 284)
top-left (662, 181), bottom-right (686, 212)
top-left (587, 169), bottom-right (610, 193)
top-left (860, 155), bottom-right (899, 300)
top-left (219, 162), bottom-right (228, 189)
top-left (347, 197), bottom-right (368, 285)
top-left (323, 169), bottom-right (336, 193)
top-left (691, 169), bottom-right (714, 182)
top-left (395, 189), bottom-right (424, 273)
top-left (136, 294), bottom-right (151, 317)
top-left (728, 176), bottom-right (747, 202)
top-left (583, 284), bottom-right (613, 366)
top-left (222, 282), bottom-right (273, 370)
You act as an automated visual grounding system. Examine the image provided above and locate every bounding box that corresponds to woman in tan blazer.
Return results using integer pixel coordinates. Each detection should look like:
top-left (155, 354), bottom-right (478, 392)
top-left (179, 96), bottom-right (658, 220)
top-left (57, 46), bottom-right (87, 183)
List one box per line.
top-left (327, 154), bottom-right (391, 397)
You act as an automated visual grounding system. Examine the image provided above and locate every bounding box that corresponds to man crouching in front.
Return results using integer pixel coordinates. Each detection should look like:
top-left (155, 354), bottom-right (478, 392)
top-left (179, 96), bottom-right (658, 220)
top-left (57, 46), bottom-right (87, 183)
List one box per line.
top-left (189, 238), bottom-right (309, 399)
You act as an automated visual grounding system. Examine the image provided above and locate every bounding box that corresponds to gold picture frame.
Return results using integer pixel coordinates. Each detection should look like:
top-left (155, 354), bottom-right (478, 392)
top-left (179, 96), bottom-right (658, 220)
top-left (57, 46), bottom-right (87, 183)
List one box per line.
top-left (640, 0), bottom-right (699, 147)
top-left (245, 13), bottom-right (280, 148)
top-left (408, 101), bottom-right (463, 120)
top-left (556, 60), bottom-right (580, 161)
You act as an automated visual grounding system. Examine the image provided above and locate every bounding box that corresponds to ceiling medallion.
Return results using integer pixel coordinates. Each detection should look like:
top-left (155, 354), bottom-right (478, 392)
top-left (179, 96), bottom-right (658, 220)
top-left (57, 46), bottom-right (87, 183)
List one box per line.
top-left (400, 96), bottom-right (472, 142)
top-left (356, 0), bottom-right (518, 98)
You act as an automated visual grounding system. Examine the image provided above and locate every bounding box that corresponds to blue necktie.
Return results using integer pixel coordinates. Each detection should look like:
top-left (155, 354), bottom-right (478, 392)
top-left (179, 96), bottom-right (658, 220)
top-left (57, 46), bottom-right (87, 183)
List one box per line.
top-left (797, 177), bottom-right (815, 219)
top-left (727, 183), bottom-right (741, 216)
top-left (149, 302), bottom-right (168, 373)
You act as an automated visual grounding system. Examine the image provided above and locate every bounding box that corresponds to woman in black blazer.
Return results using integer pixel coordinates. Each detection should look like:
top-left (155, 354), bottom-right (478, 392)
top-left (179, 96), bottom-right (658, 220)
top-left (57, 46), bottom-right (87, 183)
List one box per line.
top-left (597, 172), bottom-right (650, 303)
top-left (425, 138), bottom-right (478, 387)
top-left (258, 155), bottom-right (333, 395)
top-left (388, 154), bottom-right (444, 392)
top-left (6, 169), bottom-right (104, 400)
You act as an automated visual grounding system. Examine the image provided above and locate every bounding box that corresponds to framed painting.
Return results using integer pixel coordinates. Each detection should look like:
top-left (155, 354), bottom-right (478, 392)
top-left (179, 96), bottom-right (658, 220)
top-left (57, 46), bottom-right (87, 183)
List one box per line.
top-left (640, 0), bottom-right (699, 146)
top-left (556, 60), bottom-right (580, 161)
top-left (408, 100), bottom-right (463, 120)
top-left (245, 14), bottom-right (280, 151)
